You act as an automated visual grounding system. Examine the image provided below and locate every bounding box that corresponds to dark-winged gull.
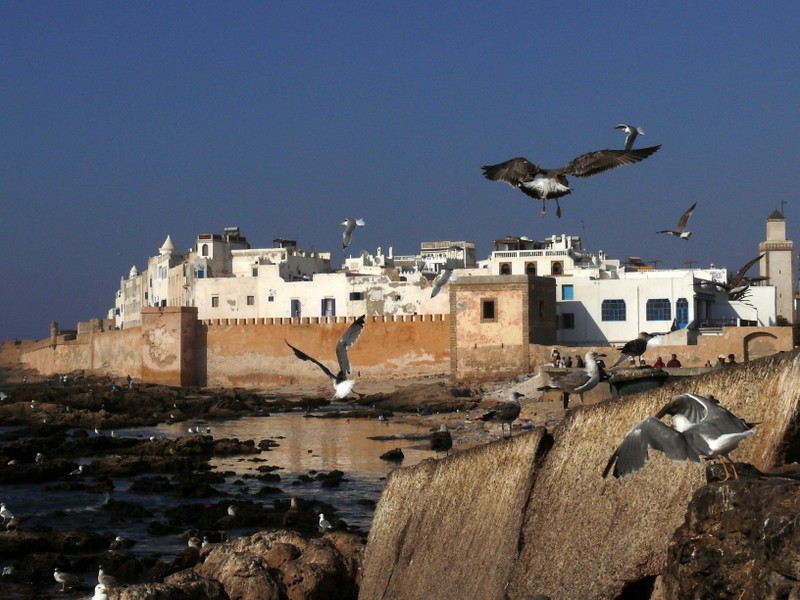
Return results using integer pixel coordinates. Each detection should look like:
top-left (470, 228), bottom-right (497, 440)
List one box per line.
top-left (54, 567), bottom-right (81, 592)
top-left (657, 202), bottom-right (697, 240)
top-left (611, 332), bottom-right (658, 368)
top-left (430, 424), bottom-right (453, 455)
top-left (719, 254), bottom-right (765, 301)
top-left (479, 391), bottom-right (524, 438)
top-left (537, 351), bottom-right (606, 409)
top-left (341, 218), bottom-right (365, 249)
top-left (318, 513), bottom-right (333, 532)
top-left (614, 123), bottom-right (645, 150)
top-left (481, 144), bottom-right (660, 217)
top-left (603, 393), bottom-right (755, 480)
top-left (286, 315), bottom-right (366, 399)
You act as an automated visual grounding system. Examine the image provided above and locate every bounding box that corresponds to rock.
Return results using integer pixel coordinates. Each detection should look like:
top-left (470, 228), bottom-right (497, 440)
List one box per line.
top-left (379, 448), bottom-right (404, 462)
top-left (663, 467), bottom-right (800, 599)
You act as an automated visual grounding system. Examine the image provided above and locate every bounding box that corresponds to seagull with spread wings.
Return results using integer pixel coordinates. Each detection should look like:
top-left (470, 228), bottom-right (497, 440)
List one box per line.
top-left (657, 202), bottom-right (697, 240)
top-left (286, 315), bottom-right (366, 399)
top-left (341, 218), bottom-right (365, 249)
top-left (615, 123), bottom-right (646, 150)
top-left (482, 142), bottom-right (660, 217)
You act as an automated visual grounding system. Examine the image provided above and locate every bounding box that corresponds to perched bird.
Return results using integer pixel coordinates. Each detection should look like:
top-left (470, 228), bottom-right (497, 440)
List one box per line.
top-left (227, 505), bottom-right (237, 518)
top-left (35, 452), bottom-right (44, 464)
top-left (0, 503), bottom-right (14, 524)
top-left (69, 465), bottom-right (85, 476)
top-left (611, 332), bottom-right (658, 368)
top-left (318, 513), bottom-right (333, 532)
top-left (614, 123), bottom-right (645, 150)
top-left (657, 202), bottom-right (697, 240)
top-left (93, 583), bottom-right (109, 600)
top-left (430, 424), bottom-right (453, 455)
top-left (286, 315), bottom-right (366, 399)
top-left (482, 144), bottom-right (661, 217)
top-left (479, 391), bottom-right (524, 438)
top-left (97, 566), bottom-right (117, 587)
top-left (430, 268), bottom-right (454, 299)
top-left (537, 351), bottom-right (606, 409)
top-left (109, 535), bottom-right (135, 550)
top-left (341, 218), bottom-right (366, 249)
top-left (603, 393), bottom-right (755, 480)
top-left (54, 567), bottom-right (81, 592)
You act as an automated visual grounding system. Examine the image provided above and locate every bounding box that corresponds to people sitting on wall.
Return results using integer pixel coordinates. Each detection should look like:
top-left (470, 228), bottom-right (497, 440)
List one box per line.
top-left (714, 354), bottom-right (726, 368)
top-left (575, 355), bottom-right (585, 368)
top-left (551, 348), bottom-right (561, 366)
top-left (653, 356), bottom-right (665, 368)
top-left (666, 353), bottom-right (682, 368)
top-left (726, 353), bottom-right (737, 366)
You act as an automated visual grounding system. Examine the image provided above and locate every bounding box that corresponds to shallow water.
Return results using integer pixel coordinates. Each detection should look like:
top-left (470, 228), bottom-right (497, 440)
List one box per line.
top-left (2, 409), bottom-right (434, 563)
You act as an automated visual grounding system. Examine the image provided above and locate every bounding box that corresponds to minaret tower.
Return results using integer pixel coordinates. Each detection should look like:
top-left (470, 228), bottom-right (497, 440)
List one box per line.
top-left (759, 209), bottom-right (795, 324)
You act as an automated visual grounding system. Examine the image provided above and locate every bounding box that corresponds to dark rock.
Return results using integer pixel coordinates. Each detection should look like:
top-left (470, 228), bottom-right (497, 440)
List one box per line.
top-left (380, 448), bottom-right (404, 462)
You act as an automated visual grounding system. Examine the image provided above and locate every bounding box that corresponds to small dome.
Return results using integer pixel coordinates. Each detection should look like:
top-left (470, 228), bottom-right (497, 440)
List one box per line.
top-left (128, 265), bottom-right (139, 278)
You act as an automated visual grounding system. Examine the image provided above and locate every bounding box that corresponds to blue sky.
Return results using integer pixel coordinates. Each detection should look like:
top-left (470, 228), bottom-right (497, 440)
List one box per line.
top-left (2, 2), bottom-right (799, 341)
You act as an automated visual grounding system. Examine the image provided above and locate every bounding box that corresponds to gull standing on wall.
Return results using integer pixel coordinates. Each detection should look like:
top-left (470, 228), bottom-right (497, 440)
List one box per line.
top-left (537, 351), bottom-right (606, 409)
top-left (286, 315), bottom-right (366, 399)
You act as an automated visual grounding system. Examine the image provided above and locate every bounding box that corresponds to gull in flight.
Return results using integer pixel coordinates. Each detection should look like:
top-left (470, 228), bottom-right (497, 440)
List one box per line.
top-left (657, 202), bottom-right (697, 240)
top-left (603, 393), bottom-right (755, 480)
top-left (341, 218), bottom-right (365, 249)
top-left (615, 123), bottom-right (645, 150)
top-left (482, 141), bottom-right (660, 217)
top-left (479, 391), bottom-right (524, 438)
top-left (286, 315), bottom-right (366, 399)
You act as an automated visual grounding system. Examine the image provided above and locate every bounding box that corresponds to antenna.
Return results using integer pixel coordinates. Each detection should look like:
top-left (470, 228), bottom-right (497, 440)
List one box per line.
top-left (780, 199), bottom-right (787, 214)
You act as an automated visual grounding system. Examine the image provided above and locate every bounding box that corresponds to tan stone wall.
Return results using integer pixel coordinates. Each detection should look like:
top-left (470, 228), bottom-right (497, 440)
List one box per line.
top-left (141, 307), bottom-right (198, 387)
top-left (201, 314), bottom-right (450, 388)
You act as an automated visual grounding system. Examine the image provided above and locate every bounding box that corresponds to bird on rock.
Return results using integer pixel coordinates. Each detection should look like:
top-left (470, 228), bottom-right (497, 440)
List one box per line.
top-left (603, 393), bottom-right (755, 480)
top-left (611, 332), bottom-right (658, 368)
top-left (430, 424), bottom-right (453, 455)
top-left (479, 391), bottom-right (524, 438)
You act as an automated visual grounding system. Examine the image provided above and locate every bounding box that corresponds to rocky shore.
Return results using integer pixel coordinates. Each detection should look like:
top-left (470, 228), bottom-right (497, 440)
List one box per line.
top-left (0, 368), bottom-right (559, 599)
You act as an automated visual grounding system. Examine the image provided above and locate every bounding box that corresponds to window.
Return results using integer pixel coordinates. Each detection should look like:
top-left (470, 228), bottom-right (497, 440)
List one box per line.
top-left (601, 299), bottom-right (626, 321)
top-left (481, 298), bottom-right (496, 322)
top-left (246, 296), bottom-right (255, 306)
top-left (562, 313), bottom-right (575, 329)
top-left (291, 299), bottom-right (301, 317)
top-left (552, 261), bottom-right (563, 275)
top-left (349, 291), bottom-right (365, 301)
top-left (500, 263), bottom-right (512, 275)
top-left (525, 262), bottom-right (537, 275)
top-left (211, 296), bottom-right (219, 308)
top-left (196, 269), bottom-right (205, 279)
top-left (676, 298), bottom-right (689, 328)
top-left (252, 268), bottom-right (258, 277)
top-left (201, 244), bottom-right (209, 257)
top-left (321, 298), bottom-right (335, 317)
top-left (646, 299), bottom-right (671, 321)
top-left (561, 284), bottom-right (574, 300)
top-left (268, 295), bottom-right (274, 302)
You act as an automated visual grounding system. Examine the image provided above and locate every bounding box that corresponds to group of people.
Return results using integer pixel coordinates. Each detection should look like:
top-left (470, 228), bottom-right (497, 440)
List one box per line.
top-left (652, 354), bottom-right (683, 368)
top-left (550, 349), bottom-right (587, 369)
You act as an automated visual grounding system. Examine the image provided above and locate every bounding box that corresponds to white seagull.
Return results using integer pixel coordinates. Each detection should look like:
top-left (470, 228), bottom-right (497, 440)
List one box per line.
top-left (537, 351), bottom-right (606, 409)
top-left (0, 503), bottom-right (14, 524)
top-left (318, 513), bottom-right (333, 532)
top-left (482, 143), bottom-right (661, 217)
top-left (603, 393), bottom-right (756, 480)
top-left (93, 583), bottom-right (110, 600)
top-left (430, 268), bottom-right (454, 298)
top-left (286, 315), bottom-right (366, 399)
top-left (615, 123), bottom-right (645, 150)
top-left (341, 218), bottom-right (366, 249)
top-left (657, 202), bottom-right (697, 240)
top-left (97, 566), bottom-right (118, 587)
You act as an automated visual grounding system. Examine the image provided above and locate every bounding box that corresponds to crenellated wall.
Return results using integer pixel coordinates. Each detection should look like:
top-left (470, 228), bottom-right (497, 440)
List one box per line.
top-left (360, 349), bottom-right (800, 600)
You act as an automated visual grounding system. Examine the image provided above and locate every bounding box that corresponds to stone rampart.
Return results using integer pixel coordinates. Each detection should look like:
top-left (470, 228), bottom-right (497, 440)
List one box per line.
top-left (360, 349), bottom-right (800, 599)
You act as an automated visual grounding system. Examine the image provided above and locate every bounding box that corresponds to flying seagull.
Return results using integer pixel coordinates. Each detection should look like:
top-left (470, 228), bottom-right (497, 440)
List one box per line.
top-left (341, 218), bottom-right (365, 249)
top-left (537, 351), bottom-right (606, 409)
top-left (430, 268), bottom-right (454, 298)
top-left (286, 315), bottom-right (366, 399)
top-left (611, 332), bottom-right (658, 368)
top-left (479, 391), bottom-right (524, 438)
top-left (430, 424), bottom-right (453, 455)
top-left (54, 568), bottom-right (81, 592)
top-left (720, 254), bottom-right (765, 301)
top-left (615, 123), bottom-right (645, 150)
top-left (657, 202), bottom-right (697, 240)
top-left (481, 144), bottom-right (661, 217)
top-left (603, 393), bottom-right (755, 480)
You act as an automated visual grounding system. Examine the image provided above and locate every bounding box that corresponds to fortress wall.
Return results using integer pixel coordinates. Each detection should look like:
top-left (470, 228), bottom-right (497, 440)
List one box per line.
top-left (201, 314), bottom-right (451, 388)
top-left (361, 349), bottom-right (800, 600)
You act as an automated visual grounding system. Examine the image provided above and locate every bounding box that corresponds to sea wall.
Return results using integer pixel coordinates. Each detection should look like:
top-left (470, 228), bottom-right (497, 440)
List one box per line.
top-left (360, 349), bottom-right (800, 600)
